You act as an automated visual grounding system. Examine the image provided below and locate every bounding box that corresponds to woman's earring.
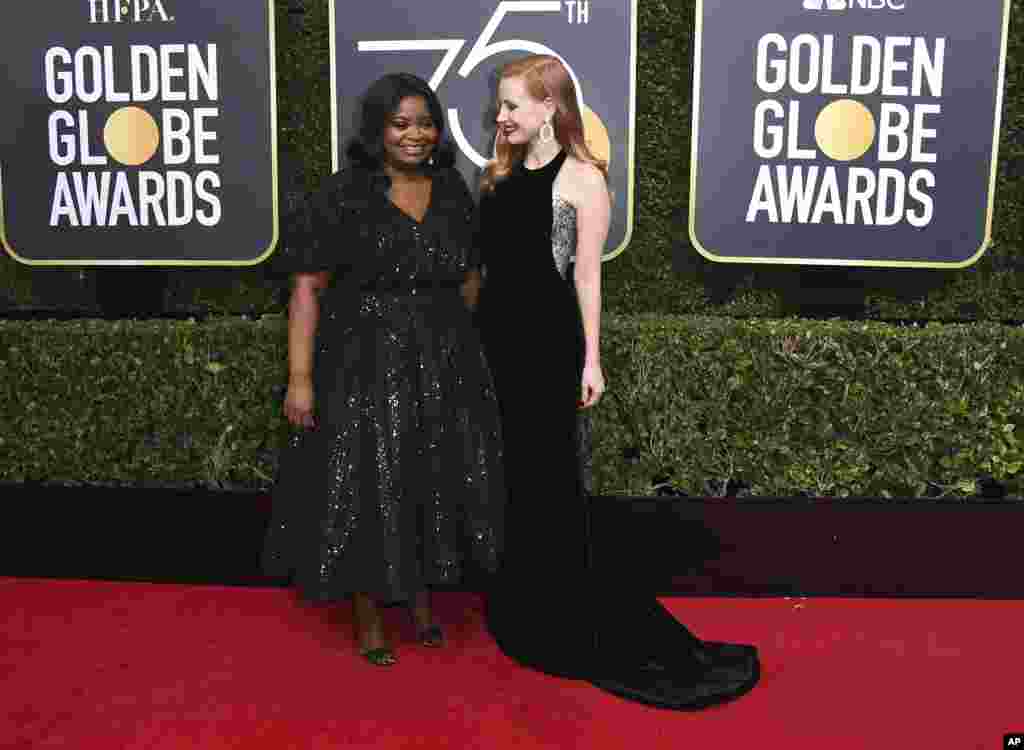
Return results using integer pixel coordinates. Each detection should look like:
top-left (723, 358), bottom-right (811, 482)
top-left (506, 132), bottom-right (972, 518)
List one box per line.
top-left (539, 116), bottom-right (555, 144)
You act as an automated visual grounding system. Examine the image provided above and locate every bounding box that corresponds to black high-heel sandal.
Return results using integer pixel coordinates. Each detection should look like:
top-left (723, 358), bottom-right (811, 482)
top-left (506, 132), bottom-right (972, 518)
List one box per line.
top-left (414, 621), bottom-right (445, 648)
top-left (408, 603), bottom-right (445, 648)
top-left (354, 596), bottom-right (397, 667)
top-left (359, 645), bottom-right (398, 666)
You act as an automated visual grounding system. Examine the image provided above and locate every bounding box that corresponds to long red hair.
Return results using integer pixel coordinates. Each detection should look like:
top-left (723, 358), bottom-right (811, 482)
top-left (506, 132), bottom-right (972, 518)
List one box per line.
top-left (481, 55), bottom-right (607, 193)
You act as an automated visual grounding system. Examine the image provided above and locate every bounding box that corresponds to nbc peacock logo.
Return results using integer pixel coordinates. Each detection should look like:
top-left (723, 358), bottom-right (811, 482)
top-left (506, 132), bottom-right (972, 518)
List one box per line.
top-left (802, 0), bottom-right (907, 10)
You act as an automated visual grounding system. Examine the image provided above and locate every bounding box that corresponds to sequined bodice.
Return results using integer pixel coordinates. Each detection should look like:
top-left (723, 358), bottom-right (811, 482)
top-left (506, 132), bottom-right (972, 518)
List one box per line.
top-left (276, 165), bottom-right (479, 289)
top-left (551, 194), bottom-right (577, 279)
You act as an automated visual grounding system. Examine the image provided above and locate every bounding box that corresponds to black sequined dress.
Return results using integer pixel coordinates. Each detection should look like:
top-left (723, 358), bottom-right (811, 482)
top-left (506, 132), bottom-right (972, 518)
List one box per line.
top-left (478, 151), bottom-right (760, 709)
top-left (262, 165), bottom-right (505, 603)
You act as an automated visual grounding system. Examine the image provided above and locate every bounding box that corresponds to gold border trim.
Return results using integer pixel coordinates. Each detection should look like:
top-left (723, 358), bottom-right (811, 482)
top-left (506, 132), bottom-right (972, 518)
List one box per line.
top-left (601, 0), bottom-right (639, 262)
top-left (328, 0), bottom-right (637, 262)
top-left (330, 0), bottom-right (340, 174)
top-left (1, 1), bottom-right (280, 267)
top-left (688, 0), bottom-right (1012, 269)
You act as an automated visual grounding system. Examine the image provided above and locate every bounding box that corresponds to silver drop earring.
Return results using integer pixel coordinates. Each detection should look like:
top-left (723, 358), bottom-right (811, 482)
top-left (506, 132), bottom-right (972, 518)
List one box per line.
top-left (538, 115), bottom-right (555, 145)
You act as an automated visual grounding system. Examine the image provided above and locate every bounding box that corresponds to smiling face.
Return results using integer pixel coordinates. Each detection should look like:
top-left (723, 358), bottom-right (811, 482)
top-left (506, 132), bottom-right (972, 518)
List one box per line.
top-left (381, 95), bottom-right (439, 171)
top-left (495, 75), bottom-right (555, 146)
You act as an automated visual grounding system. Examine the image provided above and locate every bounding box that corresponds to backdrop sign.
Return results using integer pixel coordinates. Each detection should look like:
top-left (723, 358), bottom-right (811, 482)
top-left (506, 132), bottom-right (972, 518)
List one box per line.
top-left (332, 0), bottom-right (637, 259)
top-left (689, 0), bottom-right (1012, 267)
top-left (0, 1), bottom-right (278, 266)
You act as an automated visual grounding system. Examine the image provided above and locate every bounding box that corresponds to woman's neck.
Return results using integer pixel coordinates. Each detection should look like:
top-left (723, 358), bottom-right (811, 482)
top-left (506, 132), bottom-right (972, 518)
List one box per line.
top-left (383, 162), bottom-right (430, 184)
top-left (523, 138), bottom-right (563, 170)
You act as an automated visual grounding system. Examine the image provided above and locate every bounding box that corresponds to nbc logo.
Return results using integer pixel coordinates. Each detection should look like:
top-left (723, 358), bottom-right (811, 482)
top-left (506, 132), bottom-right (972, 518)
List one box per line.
top-left (802, 0), bottom-right (906, 9)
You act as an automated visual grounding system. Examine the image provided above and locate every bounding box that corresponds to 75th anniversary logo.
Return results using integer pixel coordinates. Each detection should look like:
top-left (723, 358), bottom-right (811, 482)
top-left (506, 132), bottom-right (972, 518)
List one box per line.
top-left (332, 0), bottom-right (637, 260)
top-left (690, 0), bottom-right (1012, 267)
top-left (0, 1), bottom-right (278, 265)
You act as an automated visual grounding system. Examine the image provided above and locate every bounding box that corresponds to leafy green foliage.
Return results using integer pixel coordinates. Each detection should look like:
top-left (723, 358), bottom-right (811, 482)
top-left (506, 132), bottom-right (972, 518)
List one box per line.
top-left (0, 318), bottom-right (289, 488)
top-left (596, 316), bottom-right (1024, 498)
top-left (2, 316), bottom-right (1020, 497)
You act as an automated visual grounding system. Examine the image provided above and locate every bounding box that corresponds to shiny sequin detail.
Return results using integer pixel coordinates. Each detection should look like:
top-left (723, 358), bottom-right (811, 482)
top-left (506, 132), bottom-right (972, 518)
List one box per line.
top-left (551, 191), bottom-right (593, 494)
top-left (551, 194), bottom-right (577, 279)
top-left (319, 405), bottom-right (361, 583)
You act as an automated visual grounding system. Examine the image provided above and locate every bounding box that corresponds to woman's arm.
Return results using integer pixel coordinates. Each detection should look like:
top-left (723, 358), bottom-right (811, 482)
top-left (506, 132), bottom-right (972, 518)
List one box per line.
top-left (460, 268), bottom-right (483, 311)
top-left (284, 270), bottom-right (330, 427)
top-left (450, 167), bottom-right (484, 312)
top-left (573, 164), bottom-right (611, 408)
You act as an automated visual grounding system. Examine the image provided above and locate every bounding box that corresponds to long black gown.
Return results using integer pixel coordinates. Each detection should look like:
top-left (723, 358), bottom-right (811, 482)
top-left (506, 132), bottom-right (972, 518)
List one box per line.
top-left (477, 150), bottom-right (760, 709)
top-left (262, 165), bottom-right (505, 604)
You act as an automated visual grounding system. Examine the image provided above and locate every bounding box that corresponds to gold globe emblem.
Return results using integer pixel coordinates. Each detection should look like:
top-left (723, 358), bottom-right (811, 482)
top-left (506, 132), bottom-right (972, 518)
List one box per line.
top-left (814, 99), bottom-right (876, 162)
top-left (104, 106), bottom-right (160, 166)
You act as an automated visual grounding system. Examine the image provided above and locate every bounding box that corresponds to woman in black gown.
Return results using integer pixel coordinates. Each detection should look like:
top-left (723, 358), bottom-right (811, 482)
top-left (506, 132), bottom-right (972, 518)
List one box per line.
top-left (262, 74), bottom-right (505, 666)
top-left (476, 54), bottom-right (760, 708)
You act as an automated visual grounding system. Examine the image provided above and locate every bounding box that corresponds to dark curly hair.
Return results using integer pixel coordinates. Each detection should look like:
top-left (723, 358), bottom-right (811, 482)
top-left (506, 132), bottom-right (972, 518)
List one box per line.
top-left (345, 73), bottom-right (456, 170)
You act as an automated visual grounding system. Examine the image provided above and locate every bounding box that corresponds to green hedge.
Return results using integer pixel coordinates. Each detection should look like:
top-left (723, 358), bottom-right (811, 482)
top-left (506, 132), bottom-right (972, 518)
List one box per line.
top-left (2, 0), bottom-right (1023, 321)
top-left (3, 316), bottom-right (1021, 497)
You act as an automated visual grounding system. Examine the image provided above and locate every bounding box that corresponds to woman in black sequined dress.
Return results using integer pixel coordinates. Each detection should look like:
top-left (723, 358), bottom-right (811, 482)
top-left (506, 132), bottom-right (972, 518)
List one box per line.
top-left (262, 74), bottom-right (505, 666)
top-left (476, 55), bottom-right (760, 709)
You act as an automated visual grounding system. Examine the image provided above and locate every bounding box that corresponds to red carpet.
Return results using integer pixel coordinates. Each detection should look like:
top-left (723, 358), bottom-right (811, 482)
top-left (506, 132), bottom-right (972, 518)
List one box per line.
top-left (2, 578), bottom-right (1021, 749)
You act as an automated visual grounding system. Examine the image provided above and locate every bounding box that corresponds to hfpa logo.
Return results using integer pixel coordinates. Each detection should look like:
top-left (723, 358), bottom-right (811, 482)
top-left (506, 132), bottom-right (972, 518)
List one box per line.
top-left (88, 0), bottom-right (174, 24)
top-left (803, 0), bottom-right (906, 9)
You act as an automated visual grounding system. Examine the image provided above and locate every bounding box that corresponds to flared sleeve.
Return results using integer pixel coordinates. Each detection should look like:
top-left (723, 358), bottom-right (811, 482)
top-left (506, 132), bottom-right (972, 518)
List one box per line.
top-left (276, 173), bottom-right (348, 274)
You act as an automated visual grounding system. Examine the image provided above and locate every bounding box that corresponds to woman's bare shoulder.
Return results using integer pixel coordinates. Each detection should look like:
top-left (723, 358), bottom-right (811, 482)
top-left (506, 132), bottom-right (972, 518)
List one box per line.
top-left (559, 155), bottom-right (607, 203)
